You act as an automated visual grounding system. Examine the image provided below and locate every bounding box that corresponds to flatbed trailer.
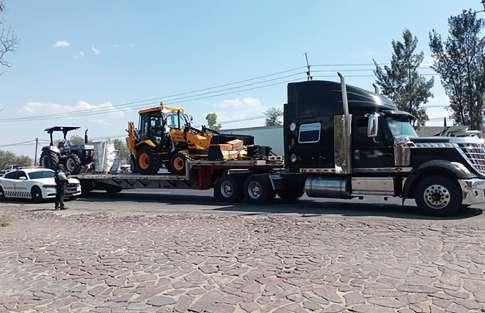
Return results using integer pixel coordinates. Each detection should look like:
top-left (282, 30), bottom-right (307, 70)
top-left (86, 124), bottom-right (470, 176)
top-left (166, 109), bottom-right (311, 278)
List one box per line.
top-left (74, 157), bottom-right (296, 202)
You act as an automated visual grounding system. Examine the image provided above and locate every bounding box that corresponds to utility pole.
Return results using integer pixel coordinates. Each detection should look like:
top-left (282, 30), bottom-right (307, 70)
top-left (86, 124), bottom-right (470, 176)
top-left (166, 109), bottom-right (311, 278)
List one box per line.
top-left (34, 137), bottom-right (39, 166)
top-left (304, 52), bottom-right (312, 81)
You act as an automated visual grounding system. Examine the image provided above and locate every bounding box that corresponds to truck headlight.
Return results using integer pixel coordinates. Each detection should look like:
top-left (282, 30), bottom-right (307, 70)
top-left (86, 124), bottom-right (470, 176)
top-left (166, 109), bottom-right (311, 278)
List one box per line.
top-left (289, 122), bottom-right (297, 132)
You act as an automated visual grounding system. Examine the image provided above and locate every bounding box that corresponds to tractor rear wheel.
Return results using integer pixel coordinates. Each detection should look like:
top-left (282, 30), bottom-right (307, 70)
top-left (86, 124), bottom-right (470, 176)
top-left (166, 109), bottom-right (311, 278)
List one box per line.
top-left (40, 150), bottom-right (59, 170)
top-left (168, 151), bottom-right (187, 175)
top-left (136, 146), bottom-right (160, 175)
top-left (66, 154), bottom-right (82, 174)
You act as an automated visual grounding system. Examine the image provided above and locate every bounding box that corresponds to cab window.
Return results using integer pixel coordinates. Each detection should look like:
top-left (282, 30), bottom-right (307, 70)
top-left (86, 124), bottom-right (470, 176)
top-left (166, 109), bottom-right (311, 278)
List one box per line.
top-left (298, 122), bottom-right (321, 143)
top-left (4, 171), bottom-right (19, 179)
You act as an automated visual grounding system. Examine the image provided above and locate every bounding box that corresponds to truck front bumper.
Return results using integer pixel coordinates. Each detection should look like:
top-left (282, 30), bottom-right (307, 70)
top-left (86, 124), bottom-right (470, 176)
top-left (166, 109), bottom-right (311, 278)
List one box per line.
top-left (459, 178), bottom-right (485, 206)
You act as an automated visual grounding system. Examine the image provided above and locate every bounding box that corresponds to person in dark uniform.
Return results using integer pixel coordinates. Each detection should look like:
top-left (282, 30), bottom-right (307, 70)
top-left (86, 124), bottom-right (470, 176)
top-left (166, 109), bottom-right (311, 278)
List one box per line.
top-left (54, 164), bottom-right (68, 210)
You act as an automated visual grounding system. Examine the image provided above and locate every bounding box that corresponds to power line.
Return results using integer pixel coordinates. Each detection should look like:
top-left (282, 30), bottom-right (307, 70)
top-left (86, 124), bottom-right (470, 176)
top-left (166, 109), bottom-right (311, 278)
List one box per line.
top-left (0, 67), bottom-right (306, 122)
top-left (0, 73), bottom-right (307, 123)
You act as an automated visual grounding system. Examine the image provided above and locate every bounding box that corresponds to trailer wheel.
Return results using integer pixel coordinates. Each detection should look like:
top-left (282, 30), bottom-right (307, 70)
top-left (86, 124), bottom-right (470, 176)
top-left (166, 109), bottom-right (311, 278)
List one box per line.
top-left (214, 175), bottom-right (243, 203)
top-left (415, 175), bottom-right (462, 216)
top-left (105, 186), bottom-right (122, 194)
top-left (244, 174), bottom-right (275, 203)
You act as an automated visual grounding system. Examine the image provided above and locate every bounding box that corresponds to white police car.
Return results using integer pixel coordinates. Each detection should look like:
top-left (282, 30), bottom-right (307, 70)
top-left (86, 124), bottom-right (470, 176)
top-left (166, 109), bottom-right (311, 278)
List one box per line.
top-left (0, 168), bottom-right (81, 201)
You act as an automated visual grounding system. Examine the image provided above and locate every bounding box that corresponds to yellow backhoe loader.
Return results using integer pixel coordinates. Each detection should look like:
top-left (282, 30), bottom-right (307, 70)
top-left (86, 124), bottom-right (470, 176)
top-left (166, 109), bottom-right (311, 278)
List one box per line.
top-left (126, 102), bottom-right (254, 174)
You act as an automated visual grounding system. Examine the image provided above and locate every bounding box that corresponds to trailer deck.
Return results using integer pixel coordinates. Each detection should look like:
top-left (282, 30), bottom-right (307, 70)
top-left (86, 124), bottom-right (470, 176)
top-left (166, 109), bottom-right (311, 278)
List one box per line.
top-left (74, 157), bottom-right (284, 193)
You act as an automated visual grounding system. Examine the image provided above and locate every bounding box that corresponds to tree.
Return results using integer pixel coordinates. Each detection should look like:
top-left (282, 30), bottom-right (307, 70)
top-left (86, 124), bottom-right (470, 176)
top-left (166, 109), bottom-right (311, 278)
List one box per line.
top-left (0, 0), bottom-right (16, 70)
top-left (113, 139), bottom-right (130, 163)
top-left (205, 113), bottom-right (221, 131)
top-left (374, 30), bottom-right (434, 127)
top-left (0, 150), bottom-right (32, 169)
top-left (264, 107), bottom-right (283, 126)
top-left (429, 10), bottom-right (485, 129)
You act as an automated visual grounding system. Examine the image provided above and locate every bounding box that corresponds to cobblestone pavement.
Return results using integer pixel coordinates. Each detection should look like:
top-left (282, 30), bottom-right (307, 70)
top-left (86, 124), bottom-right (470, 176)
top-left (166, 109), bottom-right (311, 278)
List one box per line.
top-left (0, 206), bottom-right (485, 313)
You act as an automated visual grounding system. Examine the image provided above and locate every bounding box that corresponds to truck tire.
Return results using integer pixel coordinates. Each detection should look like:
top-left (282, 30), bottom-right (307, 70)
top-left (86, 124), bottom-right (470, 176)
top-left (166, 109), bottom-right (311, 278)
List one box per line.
top-left (415, 175), bottom-right (462, 216)
top-left (277, 186), bottom-right (305, 202)
top-left (136, 146), bottom-right (160, 175)
top-left (243, 174), bottom-right (275, 203)
top-left (66, 154), bottom-right (82, 174)
top-left (214, 175), bottom-right (243, 203)
top-left (168, 151), bottom-right (187, 175)
top-left (40, 150), bottom-right (59, 170)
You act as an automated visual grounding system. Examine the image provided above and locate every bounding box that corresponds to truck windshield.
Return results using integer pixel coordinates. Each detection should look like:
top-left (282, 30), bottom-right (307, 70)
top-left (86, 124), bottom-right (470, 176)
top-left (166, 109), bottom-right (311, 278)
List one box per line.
top-left (387, 118), bottom-right (417, 138)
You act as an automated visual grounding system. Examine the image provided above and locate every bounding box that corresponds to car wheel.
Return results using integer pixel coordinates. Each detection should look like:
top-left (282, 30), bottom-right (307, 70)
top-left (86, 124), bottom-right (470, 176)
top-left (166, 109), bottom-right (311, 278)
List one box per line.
top-left (415, 175), bottom-right (462, 216)
top-left (31, 186), bottom-right (43, 202)
top-left (0, 186), bottom-right (6, 201)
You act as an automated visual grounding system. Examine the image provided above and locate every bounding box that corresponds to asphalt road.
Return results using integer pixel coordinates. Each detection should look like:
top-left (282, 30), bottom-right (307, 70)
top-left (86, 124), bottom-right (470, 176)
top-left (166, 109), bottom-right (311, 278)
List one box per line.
top-left (2, 188), bottom-right (484, 221)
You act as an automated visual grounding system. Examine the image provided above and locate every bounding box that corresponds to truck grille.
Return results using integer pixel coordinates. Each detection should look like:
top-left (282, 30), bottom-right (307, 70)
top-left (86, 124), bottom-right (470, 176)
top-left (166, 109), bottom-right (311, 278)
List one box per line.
top-left (458, 143), bottom-right (485, 175)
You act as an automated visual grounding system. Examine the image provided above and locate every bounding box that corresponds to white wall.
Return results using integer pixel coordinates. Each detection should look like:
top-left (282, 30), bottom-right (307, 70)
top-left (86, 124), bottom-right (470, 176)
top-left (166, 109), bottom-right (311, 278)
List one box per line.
top-left (222, 126), bottom-right (284, 156)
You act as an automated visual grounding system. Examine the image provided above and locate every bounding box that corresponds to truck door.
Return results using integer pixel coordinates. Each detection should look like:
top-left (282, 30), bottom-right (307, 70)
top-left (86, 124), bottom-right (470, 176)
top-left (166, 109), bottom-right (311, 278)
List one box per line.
top-left (352, 115), bottom-right (394, 169)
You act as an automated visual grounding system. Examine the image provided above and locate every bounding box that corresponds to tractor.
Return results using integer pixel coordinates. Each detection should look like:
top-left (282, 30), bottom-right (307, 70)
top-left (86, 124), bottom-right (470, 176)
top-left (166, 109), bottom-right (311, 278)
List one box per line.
top-left (126, 103), bottom-right (254, 175)
top-left (39, 126), bottom-right (95, 174)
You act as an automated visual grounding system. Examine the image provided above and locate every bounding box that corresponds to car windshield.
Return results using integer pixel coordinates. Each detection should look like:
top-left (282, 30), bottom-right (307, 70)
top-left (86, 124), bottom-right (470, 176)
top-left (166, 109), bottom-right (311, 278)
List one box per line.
top-left (387, 117), bottom-right (417, 138)
top-left (29, 170), bottom-right (55, 180)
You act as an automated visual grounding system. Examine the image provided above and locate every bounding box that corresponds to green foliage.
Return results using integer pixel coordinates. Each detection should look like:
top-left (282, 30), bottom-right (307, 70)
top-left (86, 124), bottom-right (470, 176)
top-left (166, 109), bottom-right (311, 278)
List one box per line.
top-left (264, 107), bottom-right (283, 126)
top-left (113, 139), bottom-right (130, 163)
top-left (429, 10), bottom-right (485, 130)
top-left (374, 30), bottom-right (434, 127)
top-left (205, 112), bottom-right (221, 131)
top-left (0, 149), bottom-right (32, 169)
top-left (69, 135), bottom-right (83, 145)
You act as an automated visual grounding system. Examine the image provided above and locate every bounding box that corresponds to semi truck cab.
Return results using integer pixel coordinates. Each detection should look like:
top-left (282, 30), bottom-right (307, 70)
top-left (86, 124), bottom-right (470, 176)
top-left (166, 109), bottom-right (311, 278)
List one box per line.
top-left (282, 74), bottom-right (485, 215)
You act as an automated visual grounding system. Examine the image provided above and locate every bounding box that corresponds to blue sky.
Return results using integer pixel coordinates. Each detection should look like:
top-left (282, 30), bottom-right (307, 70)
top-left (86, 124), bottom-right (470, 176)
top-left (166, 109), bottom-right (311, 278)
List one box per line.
top-left (0, 0), bottom-right (482, 157)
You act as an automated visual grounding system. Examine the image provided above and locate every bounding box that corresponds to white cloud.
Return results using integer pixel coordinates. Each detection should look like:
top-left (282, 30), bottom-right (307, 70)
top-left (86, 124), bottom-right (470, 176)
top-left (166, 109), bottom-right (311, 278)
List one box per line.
top-left (91, 46), bottom-right (101, 55)
top-left (20, 101), bottom-right (125, 121)
top-left (53, 40), bottom-right (71, 48)
top-left (79, 51), bottom-right (85, 57)
top-left (209, 97), bottom-right (269, 129)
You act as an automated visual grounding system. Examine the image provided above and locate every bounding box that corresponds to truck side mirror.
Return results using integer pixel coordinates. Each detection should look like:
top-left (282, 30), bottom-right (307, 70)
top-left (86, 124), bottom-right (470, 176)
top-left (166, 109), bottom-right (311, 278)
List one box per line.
top-left (367, 113), bottom-right (379, 138)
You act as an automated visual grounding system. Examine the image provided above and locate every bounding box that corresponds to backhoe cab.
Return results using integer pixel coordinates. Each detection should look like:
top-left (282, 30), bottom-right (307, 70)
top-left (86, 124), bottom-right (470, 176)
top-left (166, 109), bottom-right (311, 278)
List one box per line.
top-left (39, 126), bottom-right (94, 174)
top-left (126, 102), bottom-right (256, 175)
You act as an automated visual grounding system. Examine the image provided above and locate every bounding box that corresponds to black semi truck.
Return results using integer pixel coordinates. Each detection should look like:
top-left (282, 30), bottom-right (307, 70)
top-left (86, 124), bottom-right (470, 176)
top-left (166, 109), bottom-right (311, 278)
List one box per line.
top-left (76, 74), bottom-right (485, 216)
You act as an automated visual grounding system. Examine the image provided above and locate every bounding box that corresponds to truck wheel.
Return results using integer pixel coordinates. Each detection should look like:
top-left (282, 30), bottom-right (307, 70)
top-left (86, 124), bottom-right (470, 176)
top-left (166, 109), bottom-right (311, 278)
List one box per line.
top-left (136, 146), bottom-right (160, 175)
top-left (168, 151), bottom-right (187, 175)
top-left (31, 186), bottom-right (43, 202)
top-left (244, 174), bottom-right (275, 203)
top-left (66, 154), bottom-right (82, 174)
top-left (40, 150), bottom-right (59, 170)
top-left (214, 175), bottom-right (243, 203)
top-left (277, 186), bottom-right (305, 202)
top-left (415, 175), bottom-right (462, 216)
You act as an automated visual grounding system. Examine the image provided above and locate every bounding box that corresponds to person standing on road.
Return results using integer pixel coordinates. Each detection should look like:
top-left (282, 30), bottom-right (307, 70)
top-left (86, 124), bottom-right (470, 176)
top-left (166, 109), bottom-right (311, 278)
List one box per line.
top-left (54, 164), bottom-right (68, 210)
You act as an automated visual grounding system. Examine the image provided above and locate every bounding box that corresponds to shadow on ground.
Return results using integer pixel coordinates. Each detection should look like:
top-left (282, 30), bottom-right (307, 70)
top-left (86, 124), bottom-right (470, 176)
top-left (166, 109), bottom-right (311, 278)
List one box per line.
top-left (72, 191), bottom-right (484, 221)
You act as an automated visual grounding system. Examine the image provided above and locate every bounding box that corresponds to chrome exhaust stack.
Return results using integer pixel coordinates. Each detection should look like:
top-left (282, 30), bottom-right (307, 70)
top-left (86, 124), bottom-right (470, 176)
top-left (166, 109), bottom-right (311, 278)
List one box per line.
top-left (334, 73), bottom-right (352, 174)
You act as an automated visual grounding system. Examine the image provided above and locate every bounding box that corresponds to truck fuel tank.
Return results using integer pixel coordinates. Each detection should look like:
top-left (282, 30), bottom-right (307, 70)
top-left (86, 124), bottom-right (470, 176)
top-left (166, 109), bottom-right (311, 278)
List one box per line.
top-left (305, 176), bottom-right (350, 198)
